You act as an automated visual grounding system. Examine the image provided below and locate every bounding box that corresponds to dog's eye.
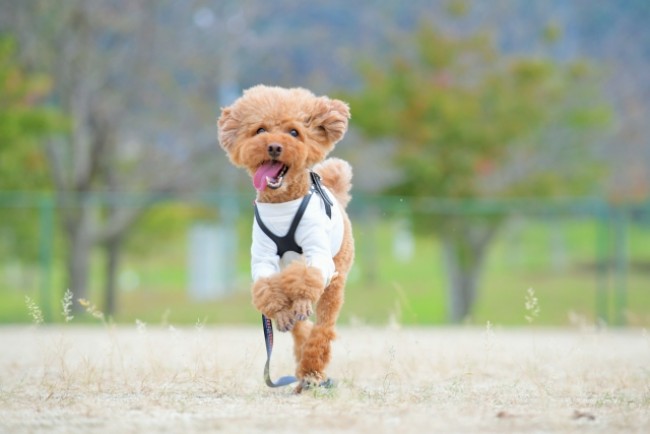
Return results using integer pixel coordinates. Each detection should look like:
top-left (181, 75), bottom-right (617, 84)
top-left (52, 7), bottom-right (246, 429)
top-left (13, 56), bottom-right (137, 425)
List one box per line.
top-left (256, 127), bottom-right (266, 135)
top-left (289, 129), bottom-right (299, 138)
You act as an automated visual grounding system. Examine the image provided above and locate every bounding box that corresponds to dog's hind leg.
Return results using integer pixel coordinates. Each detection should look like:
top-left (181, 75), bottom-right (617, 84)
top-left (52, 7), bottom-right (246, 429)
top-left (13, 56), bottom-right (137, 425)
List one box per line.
top-left (296, 209), bottom-right (354, 390)
top-left (295, 272), bottom-right (345, 384)
top-left (296, 214), bottom-right (354, 387)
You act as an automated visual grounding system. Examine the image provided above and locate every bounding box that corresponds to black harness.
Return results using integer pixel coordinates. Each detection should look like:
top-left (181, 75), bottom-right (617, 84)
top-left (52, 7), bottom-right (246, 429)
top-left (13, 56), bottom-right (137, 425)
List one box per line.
top-left (253, 171), bottom-right (333, 258)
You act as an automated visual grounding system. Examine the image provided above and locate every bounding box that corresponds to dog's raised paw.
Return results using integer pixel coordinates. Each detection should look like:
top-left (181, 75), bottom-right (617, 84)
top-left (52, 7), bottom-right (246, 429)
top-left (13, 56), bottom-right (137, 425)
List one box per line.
top-left (274, 310), bottom-right (295, 332)
top-left (292, 299), bottom-right (313, 321)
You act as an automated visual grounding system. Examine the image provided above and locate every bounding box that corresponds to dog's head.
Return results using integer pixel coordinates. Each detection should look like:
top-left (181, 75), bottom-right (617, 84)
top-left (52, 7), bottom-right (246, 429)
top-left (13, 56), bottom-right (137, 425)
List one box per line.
top-left (218, 85), bottom-right (350, 195)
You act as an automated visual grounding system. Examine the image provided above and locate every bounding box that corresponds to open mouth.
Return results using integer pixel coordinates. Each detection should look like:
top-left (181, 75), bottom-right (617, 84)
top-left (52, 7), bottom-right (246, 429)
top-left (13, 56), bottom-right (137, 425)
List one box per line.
top-left (253, 160), bottom-right (289, 191)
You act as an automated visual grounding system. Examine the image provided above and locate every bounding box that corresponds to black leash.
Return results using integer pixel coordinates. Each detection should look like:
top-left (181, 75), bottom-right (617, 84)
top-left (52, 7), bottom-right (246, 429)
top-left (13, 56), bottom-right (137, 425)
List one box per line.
top-left (262, 314), bottom-right (298, 387)
top-left (261, 314), bottom-right (336, 391)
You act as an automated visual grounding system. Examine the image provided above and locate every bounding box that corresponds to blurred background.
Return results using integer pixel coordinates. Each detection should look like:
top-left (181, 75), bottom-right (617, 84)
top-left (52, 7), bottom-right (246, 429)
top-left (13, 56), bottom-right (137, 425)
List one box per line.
top-left (0, 0), bottom-right (648, 326)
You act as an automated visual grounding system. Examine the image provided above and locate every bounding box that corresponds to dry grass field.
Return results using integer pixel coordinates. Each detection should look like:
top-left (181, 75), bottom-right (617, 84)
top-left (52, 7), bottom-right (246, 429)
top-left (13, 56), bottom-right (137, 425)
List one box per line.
top-left (0, 323), bottom-right (648, 433)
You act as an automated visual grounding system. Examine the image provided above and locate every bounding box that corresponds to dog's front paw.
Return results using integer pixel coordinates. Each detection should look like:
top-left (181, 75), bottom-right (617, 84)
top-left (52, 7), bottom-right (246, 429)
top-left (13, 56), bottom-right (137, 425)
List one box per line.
top-left (251, 276), bottom-right (288, 318)
top-left (292, 299), bottom-right (313, 321)
top-left (274, 309), bottom-right (296, 332)
top-left (280, 261), bottom-right (326, 302)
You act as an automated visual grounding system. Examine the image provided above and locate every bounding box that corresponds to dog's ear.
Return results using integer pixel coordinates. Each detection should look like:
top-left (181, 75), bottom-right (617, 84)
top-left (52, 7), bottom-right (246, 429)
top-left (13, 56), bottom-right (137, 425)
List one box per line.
top-left (308, 97), bottom-right (350, 145)
top-left (217, 107), bottom-right (238, 152)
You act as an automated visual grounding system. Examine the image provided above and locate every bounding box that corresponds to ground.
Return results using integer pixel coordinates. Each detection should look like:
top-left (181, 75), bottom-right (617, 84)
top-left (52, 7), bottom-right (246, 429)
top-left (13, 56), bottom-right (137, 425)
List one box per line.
top-left (0, 324), bottom-right (648, 433)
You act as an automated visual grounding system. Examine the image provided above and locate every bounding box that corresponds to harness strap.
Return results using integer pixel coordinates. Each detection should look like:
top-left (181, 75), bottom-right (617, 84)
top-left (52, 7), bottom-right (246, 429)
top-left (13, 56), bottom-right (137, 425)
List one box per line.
top-left (253, 171), bottom-right (332, 258)
top-left (254, 193), bottom-right (312, 257)
top-left (310, 171), bottom-right (332, 218)
top-left (285, 191), bottom-right (313, 248)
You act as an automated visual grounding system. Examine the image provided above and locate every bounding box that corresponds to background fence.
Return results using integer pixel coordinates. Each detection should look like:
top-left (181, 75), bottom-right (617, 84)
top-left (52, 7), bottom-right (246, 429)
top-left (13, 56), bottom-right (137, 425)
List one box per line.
top-left (1, 192), bottom-right (649, 326)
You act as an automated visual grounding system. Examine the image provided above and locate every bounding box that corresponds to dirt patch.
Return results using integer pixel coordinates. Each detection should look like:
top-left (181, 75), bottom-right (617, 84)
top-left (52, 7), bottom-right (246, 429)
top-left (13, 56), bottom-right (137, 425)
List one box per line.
top-left (0, 325), bottom-right (648, 433)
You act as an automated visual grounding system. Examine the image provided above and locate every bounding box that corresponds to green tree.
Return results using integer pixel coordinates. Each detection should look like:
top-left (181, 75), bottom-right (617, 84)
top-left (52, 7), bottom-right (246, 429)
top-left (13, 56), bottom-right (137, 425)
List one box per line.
top-left (0, 36), bottom-right (64, 190)
top-left (346, 24), bottom-right (608, 322)
top-left (4, 1), bottom-right (211, 315)
top-left (0, 35), bottom-right (66, 262)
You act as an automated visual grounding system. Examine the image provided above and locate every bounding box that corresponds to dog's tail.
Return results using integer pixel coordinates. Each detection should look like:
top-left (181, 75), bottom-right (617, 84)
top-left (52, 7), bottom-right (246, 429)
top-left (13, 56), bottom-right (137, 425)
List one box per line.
top-left (313, 158), bottom-right (353, 209)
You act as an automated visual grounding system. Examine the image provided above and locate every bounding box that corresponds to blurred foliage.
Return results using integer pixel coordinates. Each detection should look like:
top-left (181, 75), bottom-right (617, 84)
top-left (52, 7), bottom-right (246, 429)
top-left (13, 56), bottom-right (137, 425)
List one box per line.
top-left (0, 35), bottom-right (67, 190)
top-left (445, 0), bottom-right (470, 18)
top-left (0, 35), bottom-right (67, 262)
top-left (343, 22), bottom-right (611, 321)
top-left (346, 24), bottom-right (610, 205)
top-left (125, 202), bottom-right (219, 256)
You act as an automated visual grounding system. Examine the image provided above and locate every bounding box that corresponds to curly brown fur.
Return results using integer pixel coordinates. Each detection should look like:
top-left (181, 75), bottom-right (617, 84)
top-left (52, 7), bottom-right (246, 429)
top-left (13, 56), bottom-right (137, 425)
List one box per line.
top-left (217, 85), bottom-right (355, 389)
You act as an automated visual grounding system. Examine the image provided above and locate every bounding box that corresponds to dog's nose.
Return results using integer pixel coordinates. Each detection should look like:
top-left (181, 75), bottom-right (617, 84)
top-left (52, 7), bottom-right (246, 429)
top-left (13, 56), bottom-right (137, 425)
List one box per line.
top-left (267, 143), bottom-right (283, 159)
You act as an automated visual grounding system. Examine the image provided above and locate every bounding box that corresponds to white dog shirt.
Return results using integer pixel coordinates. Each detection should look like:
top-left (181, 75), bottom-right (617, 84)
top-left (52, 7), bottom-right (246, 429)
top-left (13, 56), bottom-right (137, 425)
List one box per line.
top-left (251, 181), bottom-right (344, 287)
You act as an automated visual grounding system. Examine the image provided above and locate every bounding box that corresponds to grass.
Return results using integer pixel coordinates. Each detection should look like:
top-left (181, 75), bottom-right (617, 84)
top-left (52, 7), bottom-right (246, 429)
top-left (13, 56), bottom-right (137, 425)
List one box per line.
top-left (1, 212), bottom-right (649, 327)
top-left (0, 318), bottom-right (648, 433)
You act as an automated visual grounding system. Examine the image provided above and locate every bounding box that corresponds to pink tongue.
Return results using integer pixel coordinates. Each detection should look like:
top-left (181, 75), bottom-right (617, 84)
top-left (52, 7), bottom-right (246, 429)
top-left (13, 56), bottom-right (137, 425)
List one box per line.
top-left (253, 161), bottom-right (284, 191)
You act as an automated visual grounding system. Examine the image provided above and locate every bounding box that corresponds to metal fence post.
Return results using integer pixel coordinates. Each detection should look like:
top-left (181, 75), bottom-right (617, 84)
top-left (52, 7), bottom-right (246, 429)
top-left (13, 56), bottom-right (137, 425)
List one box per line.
top-left (613, 206), bottom-right (628, 326)
top-left (38, 194), bottom-right (54, 322)
top-left (595, 206), bottom-right (610, 325)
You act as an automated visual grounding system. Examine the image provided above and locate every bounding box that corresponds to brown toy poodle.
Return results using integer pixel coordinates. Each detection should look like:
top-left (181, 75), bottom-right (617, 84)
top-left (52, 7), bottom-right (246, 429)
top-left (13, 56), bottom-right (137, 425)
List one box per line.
top-left (217, 85), bottom-right (355, 392)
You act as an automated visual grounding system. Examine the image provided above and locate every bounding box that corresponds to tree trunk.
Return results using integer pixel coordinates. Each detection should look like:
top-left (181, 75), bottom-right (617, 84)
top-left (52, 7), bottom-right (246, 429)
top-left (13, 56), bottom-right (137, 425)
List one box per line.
top-left (103, 234), bottom-right (123, 317)
top-left (65, 202), bottom-right (93, 311)
top-left (440, 218), bottom-right (501, 323)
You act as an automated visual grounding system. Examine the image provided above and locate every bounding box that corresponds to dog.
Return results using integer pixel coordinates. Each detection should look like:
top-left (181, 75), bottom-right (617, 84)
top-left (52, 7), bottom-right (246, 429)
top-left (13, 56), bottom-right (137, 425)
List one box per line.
top-left (217, 85), bottom-right (354, 392)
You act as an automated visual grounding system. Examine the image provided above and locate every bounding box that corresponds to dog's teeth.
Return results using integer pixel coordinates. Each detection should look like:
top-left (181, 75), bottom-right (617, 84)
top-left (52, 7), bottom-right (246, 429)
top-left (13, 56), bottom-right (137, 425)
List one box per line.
top-left (266, 175), bottom-right (284, 189)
